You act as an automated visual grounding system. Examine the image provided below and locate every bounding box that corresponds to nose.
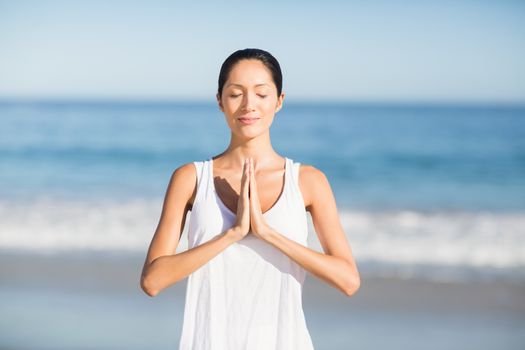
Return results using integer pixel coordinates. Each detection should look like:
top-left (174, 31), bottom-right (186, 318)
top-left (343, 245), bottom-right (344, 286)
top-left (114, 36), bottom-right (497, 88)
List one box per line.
top-left (241, 93), bottom-right (256, 112)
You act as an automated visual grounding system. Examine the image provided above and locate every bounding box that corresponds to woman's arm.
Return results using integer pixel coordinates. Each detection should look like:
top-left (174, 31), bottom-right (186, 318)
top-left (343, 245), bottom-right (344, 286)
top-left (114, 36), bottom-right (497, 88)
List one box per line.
top-left (262, 165), bottom-right (360, 297)
top-left (141, 228), bottom-right (238, 297)
top-left (140, 163), bottom-right (239, 297)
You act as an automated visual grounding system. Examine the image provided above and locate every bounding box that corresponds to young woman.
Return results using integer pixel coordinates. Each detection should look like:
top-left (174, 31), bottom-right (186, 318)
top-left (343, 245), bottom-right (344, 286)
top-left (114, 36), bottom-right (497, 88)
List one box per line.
top-left (140, 48), bottom-right (360, 349)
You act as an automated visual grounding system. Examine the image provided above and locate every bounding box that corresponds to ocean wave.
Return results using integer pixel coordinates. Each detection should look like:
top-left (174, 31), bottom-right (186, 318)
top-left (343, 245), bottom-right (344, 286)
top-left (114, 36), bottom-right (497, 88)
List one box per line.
top-left (1, 197), bottom-right (523, 282)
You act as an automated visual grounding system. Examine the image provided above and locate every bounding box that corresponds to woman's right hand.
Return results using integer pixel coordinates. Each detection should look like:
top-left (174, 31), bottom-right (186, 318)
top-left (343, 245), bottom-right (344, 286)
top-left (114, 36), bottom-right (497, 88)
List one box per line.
top-left (230, 158), bottom-right (251, 242)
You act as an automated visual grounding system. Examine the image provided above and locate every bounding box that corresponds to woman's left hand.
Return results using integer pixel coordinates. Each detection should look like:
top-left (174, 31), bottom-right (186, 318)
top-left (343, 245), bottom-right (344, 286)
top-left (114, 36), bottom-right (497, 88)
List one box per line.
top-left (248, 158), bottom-right (273, 240)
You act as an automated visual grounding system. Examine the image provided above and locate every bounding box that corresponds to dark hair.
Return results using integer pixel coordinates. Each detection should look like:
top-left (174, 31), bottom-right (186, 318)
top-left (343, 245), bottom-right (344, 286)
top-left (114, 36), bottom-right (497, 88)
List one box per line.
top-left (217, 48), bottom-right (283, 99)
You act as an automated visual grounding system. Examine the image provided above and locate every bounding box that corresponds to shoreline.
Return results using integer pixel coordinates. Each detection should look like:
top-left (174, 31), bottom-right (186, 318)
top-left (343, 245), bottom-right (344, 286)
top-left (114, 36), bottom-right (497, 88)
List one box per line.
top-left (1, 248), bottom-right (523, 315)
top-left (1, 249), bottom-right (524, 350)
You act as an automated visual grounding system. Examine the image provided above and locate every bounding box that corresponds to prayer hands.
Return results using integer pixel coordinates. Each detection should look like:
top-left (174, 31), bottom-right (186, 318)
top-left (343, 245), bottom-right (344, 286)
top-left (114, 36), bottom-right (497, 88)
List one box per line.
top-left (247, 158), bottom-right (272, 240)
top-left (231, 158), bottom-right (272, 241)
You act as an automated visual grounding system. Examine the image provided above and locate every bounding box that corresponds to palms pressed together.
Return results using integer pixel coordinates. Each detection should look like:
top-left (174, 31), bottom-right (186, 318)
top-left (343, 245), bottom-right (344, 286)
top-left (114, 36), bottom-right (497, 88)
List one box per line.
top-left (233, 157), bottom-right (273, 241)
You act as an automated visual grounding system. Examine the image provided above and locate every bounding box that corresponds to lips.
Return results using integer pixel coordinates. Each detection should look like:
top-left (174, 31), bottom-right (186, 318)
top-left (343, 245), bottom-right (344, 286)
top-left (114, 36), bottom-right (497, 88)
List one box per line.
top-left (238, 117), bottom-right (260, 125)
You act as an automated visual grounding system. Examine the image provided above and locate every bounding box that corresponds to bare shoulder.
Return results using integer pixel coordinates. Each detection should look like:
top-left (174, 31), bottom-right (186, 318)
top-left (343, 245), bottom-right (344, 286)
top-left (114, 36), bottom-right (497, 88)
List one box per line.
top-left (166, 162), bottom-right (198, 208)
top-left (298, 163), bottom-right (331, 210)
top-left (144, 162), bottom-right (197, 266)
top-left (170, 162), bottom-right (197, 185)
top-left (172, 162), bottom-right (197, 178)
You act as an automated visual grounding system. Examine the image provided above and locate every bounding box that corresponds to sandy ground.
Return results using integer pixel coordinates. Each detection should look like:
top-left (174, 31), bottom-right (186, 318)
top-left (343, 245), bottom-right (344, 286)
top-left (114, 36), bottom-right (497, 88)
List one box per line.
top-left (1, 249), bottom-right (524, 350)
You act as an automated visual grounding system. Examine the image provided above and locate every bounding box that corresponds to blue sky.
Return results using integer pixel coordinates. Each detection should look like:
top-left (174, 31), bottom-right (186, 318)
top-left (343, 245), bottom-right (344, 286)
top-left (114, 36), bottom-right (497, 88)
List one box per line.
top-left (0, 0), bottom-right (524, 104)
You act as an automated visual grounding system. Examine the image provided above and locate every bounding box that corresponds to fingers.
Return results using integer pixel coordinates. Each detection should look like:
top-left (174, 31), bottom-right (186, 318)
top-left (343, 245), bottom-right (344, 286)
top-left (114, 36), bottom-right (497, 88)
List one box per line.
top-left (242, 158), bottom-right (249, 198)
top-left (241, 158), bottom-right (247, 188)
top-left (249, 158), bottom-right (256, 196)
top-left (235, 159), bottom-right (251, 236)
top-left (249, 158), bottom-right (260, 212)
top-left (248, 158), bottom-right (253, 195)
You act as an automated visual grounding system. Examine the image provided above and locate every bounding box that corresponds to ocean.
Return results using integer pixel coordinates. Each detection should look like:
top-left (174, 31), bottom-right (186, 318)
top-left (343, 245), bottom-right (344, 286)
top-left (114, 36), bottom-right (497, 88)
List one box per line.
top-left (1, 100), bottom-right (524, 350)
top-left (1, 100), bottom-right (524, 282)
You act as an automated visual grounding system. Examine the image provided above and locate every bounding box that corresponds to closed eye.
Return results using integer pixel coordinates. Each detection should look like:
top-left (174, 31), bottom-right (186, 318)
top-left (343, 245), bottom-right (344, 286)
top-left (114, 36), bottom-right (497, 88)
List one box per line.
top-left (229, 94), bottom-right (267, 98)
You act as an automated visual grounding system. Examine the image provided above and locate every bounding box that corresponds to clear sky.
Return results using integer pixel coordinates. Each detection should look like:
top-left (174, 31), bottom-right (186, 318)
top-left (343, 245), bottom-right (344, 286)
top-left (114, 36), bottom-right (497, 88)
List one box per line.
top-left (0, 0), bottom-right (524, 104)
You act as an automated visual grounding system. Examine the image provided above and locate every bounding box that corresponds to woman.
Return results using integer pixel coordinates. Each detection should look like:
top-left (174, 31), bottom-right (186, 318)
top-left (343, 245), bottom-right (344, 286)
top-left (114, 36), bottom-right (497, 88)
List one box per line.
top-left (140, 48), bottom-right (360, 349)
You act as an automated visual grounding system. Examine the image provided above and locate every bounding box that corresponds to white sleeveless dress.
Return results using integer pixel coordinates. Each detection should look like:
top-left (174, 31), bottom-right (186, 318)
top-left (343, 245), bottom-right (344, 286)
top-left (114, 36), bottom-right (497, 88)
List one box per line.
top-left (178, 157), bottom-right (315, 350)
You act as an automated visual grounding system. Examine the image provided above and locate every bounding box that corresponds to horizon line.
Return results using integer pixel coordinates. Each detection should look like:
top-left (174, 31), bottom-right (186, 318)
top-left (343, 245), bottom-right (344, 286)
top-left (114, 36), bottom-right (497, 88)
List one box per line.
top-left (0, 96), bottom-right (524, 109)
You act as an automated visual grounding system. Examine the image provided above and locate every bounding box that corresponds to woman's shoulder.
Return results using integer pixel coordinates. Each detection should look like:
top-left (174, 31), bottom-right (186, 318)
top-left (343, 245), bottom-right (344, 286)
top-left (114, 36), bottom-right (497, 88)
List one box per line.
top-left (171, 161), bottom-right (199, 177)
top-left (171, 158), bottom-right (209, 174)
top-left (294, 161), bottom-right (331, 209)
top-left (166, 161), bottom-right (203, 207)
top-left (292, 159), bottom-right (327, 182)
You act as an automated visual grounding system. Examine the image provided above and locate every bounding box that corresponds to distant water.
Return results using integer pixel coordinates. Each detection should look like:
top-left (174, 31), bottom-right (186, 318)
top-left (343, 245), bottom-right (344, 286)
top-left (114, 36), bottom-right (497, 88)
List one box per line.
top-left (1, 100), bottom-right (524, 282)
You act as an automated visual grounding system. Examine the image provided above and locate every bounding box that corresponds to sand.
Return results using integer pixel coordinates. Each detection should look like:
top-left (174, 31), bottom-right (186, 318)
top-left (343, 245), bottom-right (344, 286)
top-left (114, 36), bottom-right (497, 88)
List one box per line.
top-left (1, 249), bottom-right (524, 349)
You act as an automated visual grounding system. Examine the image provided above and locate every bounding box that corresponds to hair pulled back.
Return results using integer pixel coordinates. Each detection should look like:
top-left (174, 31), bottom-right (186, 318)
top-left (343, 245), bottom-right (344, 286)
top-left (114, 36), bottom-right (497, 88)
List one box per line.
top-left (217, 48), bottom-right (283, 99)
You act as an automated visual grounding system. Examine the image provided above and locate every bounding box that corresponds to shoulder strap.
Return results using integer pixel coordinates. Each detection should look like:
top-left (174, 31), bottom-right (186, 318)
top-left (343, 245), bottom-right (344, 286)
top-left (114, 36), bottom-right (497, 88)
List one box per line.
top-left (193, 161), bottom-right (203, 186)
top-left (290, 159), bottom-right (301, 187)
top-left (288, 159), bottom-right (308, 210)
top-left (192, 160), bottom-right (207, 204)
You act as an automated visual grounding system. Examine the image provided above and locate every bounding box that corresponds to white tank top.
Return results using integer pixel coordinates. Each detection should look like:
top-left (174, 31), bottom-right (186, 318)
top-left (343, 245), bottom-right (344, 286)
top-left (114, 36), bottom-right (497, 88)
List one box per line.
top-left (178, 157), bottom-right (315, 350)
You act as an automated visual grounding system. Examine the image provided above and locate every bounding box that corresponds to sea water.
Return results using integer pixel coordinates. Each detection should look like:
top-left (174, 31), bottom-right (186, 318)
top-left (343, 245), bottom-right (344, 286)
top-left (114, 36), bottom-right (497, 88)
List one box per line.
top-left (1, 100), bottom-right (524, 282)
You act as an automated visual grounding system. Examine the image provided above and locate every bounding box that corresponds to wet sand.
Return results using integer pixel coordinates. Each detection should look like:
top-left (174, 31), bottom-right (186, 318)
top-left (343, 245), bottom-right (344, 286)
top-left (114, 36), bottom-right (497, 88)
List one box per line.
top-left (1, 249), bottom-right (524, 349)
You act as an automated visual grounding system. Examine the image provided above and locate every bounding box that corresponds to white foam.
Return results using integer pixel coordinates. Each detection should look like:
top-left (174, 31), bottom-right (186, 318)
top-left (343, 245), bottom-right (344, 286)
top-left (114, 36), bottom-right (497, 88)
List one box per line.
top-left (0, 196), bottom-right (175, 252)
top-left (1, 197), bottom-right (524, 281)
top-left (321, 210), bottom-right (525, 269)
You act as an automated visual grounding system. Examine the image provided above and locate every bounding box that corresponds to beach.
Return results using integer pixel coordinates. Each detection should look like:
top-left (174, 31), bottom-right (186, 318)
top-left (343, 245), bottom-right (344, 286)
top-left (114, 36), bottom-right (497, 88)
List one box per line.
top-left (1, 101), bottom-right (524, 349)
top-left (2, 1), bottom-right (525, 348)
top-left (1, 249), bottom-right (523, 350)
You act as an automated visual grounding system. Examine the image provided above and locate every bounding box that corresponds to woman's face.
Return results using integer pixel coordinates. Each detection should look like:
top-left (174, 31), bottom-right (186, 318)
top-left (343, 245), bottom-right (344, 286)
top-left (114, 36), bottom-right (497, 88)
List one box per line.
top-left (217, 59), bottom-right (284, 138)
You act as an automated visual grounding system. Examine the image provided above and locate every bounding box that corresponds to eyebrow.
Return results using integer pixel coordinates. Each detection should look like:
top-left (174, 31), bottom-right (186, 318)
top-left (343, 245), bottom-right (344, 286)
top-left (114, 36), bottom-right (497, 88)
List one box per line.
top-left (225, 83), bottom-right (270, 88)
